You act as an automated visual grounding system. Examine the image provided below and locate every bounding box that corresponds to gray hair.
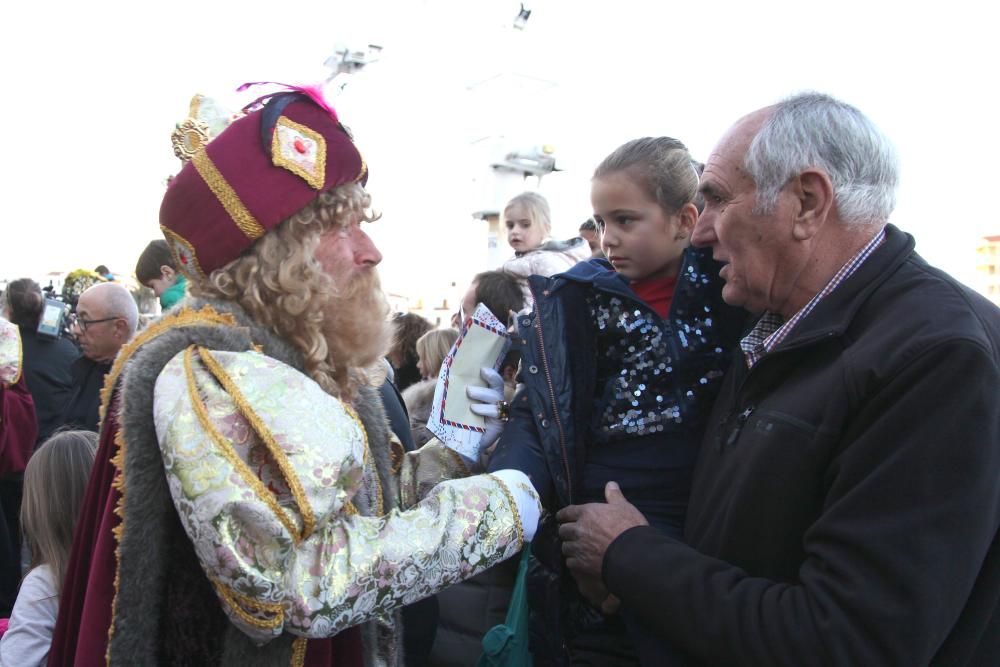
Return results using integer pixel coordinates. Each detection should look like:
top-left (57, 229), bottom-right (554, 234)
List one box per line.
top-left (745, 93), bottom-right (899, 225)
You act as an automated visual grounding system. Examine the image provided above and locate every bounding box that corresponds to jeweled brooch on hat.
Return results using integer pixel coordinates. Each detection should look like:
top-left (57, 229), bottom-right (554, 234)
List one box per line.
top-left (272, 117), bottom-right (327, 189)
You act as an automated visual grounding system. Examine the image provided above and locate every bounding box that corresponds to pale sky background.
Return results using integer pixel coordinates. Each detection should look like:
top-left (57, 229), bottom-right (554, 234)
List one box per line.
top-left (2, 0), bottom-right (998, 307)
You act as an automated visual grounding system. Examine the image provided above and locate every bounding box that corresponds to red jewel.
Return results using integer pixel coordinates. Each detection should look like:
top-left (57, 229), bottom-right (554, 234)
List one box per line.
top-left (293, 138), bottom-right (307, 154)
top-left (180, 254), bottom-right (188, 265)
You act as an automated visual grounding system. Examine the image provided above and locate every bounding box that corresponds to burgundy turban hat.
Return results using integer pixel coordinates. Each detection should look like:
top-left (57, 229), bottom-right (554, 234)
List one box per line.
top-left (159, 91), bottom-right (368, 280)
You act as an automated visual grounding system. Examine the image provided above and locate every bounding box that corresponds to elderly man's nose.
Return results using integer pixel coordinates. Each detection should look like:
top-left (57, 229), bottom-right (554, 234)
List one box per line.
top-left (355, 230), bottom-right (382, 266)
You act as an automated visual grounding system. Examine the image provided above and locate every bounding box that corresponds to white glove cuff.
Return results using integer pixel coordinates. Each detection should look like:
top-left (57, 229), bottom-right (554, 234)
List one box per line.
top-left (491, 469), bottom-right (541, 543)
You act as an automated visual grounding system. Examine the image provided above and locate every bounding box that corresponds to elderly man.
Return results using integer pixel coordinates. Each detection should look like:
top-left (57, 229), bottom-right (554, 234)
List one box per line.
top-left (49, 90), bottom-right (539, 666)
top-left (557, 93), bottom-right (1000, 665)
top-left (62, 282), bottom-right (138, 432)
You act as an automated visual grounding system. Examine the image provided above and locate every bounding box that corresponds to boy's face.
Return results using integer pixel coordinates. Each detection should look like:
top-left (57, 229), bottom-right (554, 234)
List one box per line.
top-left (143, 265), bottom-right (178, 297)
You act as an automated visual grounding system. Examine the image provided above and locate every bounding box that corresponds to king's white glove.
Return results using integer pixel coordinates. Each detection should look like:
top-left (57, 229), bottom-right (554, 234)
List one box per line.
top-left (468, 366), bottom-right (509, 450)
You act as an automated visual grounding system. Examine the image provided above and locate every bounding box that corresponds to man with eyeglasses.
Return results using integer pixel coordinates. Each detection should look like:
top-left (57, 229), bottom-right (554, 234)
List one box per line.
top-left (61, 282), bottom-right (138, 432)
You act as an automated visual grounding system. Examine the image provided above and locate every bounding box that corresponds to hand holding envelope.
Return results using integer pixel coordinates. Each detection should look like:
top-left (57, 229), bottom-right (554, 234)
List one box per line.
top-left (427, 304), bottom-right (511, 462)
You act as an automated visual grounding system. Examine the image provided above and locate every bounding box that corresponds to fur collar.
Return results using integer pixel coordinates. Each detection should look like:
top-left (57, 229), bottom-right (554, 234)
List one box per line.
top-left (108, 298), bottom-right (401, 666)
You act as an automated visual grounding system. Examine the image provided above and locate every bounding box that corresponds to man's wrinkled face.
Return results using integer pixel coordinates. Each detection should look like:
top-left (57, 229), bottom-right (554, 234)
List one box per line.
top-left (314, 218), bottom-right (383, 289)
top-left (72, 290), bottom-right (125, 363)
top-left (314, 217), bottom-right (391, 372)
top-left (692, 111), bottom-right (799, 315)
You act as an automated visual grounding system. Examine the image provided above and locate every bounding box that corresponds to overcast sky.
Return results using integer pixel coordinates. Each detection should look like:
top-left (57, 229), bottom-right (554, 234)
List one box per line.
top-left (3, 0), bottom-right (997, 302)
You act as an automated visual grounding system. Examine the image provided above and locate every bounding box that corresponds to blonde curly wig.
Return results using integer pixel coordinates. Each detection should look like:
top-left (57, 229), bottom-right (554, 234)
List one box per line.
top-left (190, 182), bottom-right (390, 400)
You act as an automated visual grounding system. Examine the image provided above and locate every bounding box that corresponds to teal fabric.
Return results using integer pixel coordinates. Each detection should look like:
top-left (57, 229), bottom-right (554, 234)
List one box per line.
top-left (478, 544), bottom-right (533, 667)
top-left (159, 274), bottom-right (187, 310)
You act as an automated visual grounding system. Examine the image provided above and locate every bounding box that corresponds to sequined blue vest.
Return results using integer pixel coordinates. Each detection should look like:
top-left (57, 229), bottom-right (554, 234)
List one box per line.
top-left (580, 263), bottom-right (733, 534)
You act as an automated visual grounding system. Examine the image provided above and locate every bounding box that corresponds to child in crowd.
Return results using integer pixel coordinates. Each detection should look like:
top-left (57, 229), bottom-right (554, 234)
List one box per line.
top-left (0, 430), bottom-right (97, 667)
top-left (388, 312), bottom-right (434, 392)
top-left (486, 138), bottom-right (746, 665)
top-left (500, 192), bottom-right (591, 306)
top-left (135, 240), bottom-right (188, 310)
top-left (402, 328), bottom-right (460, 447)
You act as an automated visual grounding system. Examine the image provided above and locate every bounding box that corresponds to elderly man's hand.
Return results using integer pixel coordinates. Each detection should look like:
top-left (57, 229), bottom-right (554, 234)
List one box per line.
top-left (556, 482), bottom-right (648, 579)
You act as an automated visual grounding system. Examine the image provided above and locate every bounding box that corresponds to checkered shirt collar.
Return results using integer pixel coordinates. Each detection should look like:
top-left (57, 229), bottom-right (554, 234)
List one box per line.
top-left (740, 227), bottom-right (886, 368)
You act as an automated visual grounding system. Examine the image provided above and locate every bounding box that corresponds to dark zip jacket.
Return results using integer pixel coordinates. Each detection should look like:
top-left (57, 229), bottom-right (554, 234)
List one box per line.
top-left (604, 225), bottom-right (1000, 666)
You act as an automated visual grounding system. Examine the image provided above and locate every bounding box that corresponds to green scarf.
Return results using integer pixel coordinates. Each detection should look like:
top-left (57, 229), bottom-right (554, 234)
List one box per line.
top-left (159, 274), bottom-right (188, 310)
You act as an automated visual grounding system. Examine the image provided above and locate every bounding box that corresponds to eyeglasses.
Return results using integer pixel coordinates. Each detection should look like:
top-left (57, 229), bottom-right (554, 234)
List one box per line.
top-left (68, 314), bottom-right (120, 332)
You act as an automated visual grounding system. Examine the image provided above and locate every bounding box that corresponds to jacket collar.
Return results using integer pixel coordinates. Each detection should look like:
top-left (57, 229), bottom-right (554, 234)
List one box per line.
top-left (773, 223), bottom-right (915, 349)
top-left (540, 246), bottom-right (718, 301)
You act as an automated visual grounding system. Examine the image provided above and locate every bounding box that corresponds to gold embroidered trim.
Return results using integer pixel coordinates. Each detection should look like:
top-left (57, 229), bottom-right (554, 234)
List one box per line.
top-left (388, 435), bottom-right (404, 475)
top-left (105, 427), bottom-right (127, 664)
top-left (160, 226), bottom-right (207, 282)
top-left (442, 444), bottom-right (472, 478)
top-left (197, 346), bottom-right (318, 540)
top-left (486, 474), bottom-right (524, 551)
top-left (354, 153), bottom-right (368, 184)
top-left (272, 116), bottom-right (327, 190)
top-left (97, 305), bottom-right (239, 426)
top-left (192, 149), bottom-right (266, 240)
top-left (291, 636), bottom-right (308, 667)
top-left (342, 403), bottom-right (384, 516)
top-left (210, 578), bottom-right (284, 630)
top-left (185, 347), bottom-right (303, 543)
top-left (103, 306), bottom-right (240, 664)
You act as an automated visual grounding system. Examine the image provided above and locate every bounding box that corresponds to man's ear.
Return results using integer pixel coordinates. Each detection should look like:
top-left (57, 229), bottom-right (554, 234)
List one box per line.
top-left (790, 169), bottom-right (834, 241)
top-left (160, 265), bottom-right (176, 281)
top-left (113, 317), bottom-right (129, 341)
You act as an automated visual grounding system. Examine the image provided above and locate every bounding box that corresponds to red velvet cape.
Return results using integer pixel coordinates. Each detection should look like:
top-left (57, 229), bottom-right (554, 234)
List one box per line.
top-left (0, 375), bottom-right (37, 475)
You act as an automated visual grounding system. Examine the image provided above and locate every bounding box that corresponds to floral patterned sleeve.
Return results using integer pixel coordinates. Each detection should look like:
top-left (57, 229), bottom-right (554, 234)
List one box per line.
top-left (153, 346), bottom-right (534, 644)
top-left (0, 318), bottom-right (22, 386)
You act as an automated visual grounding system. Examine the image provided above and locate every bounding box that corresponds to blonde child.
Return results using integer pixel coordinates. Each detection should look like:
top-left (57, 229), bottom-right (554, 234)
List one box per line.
top-left (0, 430), bottom-right (97, 666)
top-left (402, 328), bottom-right (460, 447)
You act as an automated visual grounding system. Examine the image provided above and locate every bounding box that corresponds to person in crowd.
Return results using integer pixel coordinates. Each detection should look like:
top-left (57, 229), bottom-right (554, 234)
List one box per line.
top-left (93, 266), bottom-right (114, 282)
top-left (429, 273), bottom-right (526, 666)
top-left (0, 317), bottom-right (37, 618)
top-left (401, 328), bottom-right (459, 448)
top-left (388, 312), bottom-right (434, 392)
top-left (49, 89), bottom-right (539, 667)
top-left (0, 279), bottom-right (76, 616)
top-left (557, 93), bottom-right (1000, 666)
top-left (458, 270), bottom-right (526, 329)
top-left (578, 218), bottom-right (604, 258)
top-left (483, 137), bottom-right (745, 665)
top-left (61, 282), bottom-right (138, 433)
top-left (500, 192), bottom-right (591, 306)
top-left (456, 269), bottom-right (525, 394)
top-left (416, 270), bottom-right (525, 666)
top-left (0, 430), bottom-right (97, 667)
top-left (1, 279), bottom-right (77, 445)
top-left (134, 239), bottom-right (188, 310)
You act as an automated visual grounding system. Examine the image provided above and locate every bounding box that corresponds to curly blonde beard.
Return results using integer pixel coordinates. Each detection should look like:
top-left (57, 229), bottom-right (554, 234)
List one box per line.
top-left (190, 183), bottom-right (391, 402)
